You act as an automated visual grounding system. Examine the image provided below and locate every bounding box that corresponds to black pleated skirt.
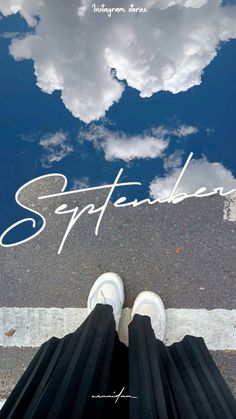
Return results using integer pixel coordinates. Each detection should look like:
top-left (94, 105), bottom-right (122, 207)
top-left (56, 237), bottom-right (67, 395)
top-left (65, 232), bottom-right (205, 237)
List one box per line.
top-left (1, 304), bottom-right (235, 419)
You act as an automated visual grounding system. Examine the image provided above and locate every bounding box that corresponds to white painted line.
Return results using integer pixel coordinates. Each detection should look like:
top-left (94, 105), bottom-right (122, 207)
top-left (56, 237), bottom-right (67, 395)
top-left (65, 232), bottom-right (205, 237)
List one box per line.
top-left (0, 399), bottom-right (5, 409)
top-left (224, 192), bottom-right (236, 221)
top-left (0, 307), bottom-right (235, 350)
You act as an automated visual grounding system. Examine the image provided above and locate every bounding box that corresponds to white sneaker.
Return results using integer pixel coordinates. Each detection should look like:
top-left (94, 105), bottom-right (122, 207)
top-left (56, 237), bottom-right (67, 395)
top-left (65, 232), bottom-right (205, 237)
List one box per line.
top-left (131, 291), bottom-right (166, 340)
top-left (87, 272), bottom-right (124, 330)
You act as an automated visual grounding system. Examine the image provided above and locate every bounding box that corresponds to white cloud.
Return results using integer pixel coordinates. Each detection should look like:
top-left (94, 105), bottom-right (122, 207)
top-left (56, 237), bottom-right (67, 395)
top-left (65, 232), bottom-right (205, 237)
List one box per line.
top-left (150, 156), bottom-right (236, 199)
top-left (39, 131), bottom-right (73, 167)
top-left (0, 0), bottom-right (236, 122)
top-left (172, 125), bottom-right (198, 137)
top-left (0, 32), bottom-right (22, 39)
top-left (0, 0), bottom-right (42, 26)
top-left (71, 176), bottom-right (90, 190)
top-left (80, 123), bottom-right (197, 161)
top-left (163, 150), bottom-right (184, 170)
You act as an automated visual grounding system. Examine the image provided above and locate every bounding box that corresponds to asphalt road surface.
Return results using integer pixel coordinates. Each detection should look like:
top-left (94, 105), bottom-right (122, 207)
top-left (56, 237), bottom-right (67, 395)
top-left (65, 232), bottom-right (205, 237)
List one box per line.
top-left (0, 175), bottom-right (235, 401)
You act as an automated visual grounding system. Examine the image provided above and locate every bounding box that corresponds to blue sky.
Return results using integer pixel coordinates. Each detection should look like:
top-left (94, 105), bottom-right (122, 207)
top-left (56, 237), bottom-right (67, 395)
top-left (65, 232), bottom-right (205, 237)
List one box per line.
top-left (0, 1), bottom-right (236, 242)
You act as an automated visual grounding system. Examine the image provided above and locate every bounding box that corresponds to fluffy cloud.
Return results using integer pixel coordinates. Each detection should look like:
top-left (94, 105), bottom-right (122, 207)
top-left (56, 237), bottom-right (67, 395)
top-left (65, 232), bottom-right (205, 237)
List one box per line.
top-left (1, 0), bottom-right (236, 122)
top-left (150, 155), bottom-right (236, 199)
top-left (0, 0), bottom-right (43, 26)
top-left (80, 124), bottom-right (197, 161)
top-left (172, 125), bottom-right (198, 137)
top-left (39, 131), bottom-right (73, 167)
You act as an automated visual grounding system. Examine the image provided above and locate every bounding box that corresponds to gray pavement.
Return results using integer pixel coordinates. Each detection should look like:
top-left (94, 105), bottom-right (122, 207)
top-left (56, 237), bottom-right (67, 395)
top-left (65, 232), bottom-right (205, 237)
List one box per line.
top-left (0, 175), bottom-right (235, 399)
top-left (0, 175), bottom-right (236, 308)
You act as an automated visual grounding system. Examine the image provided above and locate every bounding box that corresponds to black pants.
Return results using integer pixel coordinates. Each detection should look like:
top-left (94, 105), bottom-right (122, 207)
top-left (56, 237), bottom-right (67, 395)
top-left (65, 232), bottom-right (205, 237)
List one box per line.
top-left (1, 304), bottom-right (235, 419)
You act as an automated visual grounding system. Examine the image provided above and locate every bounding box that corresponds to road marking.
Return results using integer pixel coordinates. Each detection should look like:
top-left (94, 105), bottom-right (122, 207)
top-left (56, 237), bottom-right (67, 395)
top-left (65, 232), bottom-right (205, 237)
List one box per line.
top-left (0, 400), bottom-right (5, 409)
top-left (224, 192), bottom-right (236, 221)
top-left (0, 307), bottom-right (235, 350)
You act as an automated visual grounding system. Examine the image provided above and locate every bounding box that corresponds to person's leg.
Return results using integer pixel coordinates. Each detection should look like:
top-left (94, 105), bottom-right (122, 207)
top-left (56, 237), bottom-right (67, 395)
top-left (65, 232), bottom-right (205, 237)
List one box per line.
top-left (129, 314), bottom-right (179, 419)
top-left (129, 291), bottom-right (174, 419)
top-left (1, 273), bottom-right (125, 419)
top-left (36, 303), bottom-right (116, 419)
top-left (129, 291), bottom-right (236, 419)
top-left (105, 331), bottom-right (129, 419)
